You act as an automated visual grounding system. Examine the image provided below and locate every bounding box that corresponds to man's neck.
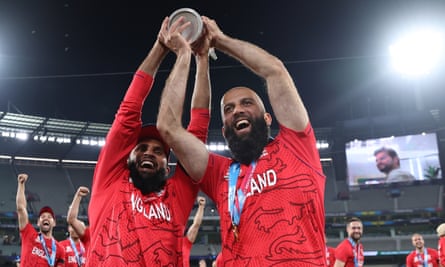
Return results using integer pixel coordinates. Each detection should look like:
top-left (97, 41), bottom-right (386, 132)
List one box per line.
top-left (416, 247), bottom-right (425, 253)
top-left (70, 236), bottom-right (80, 242)
top-left (40, 231), bottom-right (53, 239)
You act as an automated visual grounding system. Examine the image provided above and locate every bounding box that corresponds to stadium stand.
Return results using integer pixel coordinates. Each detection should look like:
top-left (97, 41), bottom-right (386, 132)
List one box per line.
top-left (0, 111), bottom-right (444, 266)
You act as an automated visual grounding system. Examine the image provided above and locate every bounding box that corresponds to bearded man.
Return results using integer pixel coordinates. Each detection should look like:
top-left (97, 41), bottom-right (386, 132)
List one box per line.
top-left (157, 15), bottom-right (326, 266)
top-left (86, 17), bottom-right (211, 266)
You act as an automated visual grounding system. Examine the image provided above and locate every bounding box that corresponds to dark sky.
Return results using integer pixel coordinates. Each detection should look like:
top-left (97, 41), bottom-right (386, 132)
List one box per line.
top-left (0, 0), bottom-right (444, 129)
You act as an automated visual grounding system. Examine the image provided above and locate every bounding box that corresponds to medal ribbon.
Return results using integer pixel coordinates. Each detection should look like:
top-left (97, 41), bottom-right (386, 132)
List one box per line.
top-left (69, 237), bottom-right (85, 267)
top-left (228, 161), bottom-right (256, 226)
top-left (416, 248), bottom-right (428, 267)
top-left (348, 238), bottom-right (360, 267)
top-left (39, 233), bottom-right (56, 267)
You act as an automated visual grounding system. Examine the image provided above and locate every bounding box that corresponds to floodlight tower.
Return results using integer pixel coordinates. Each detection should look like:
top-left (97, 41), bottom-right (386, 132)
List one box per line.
top-left (389, 29), bottom-right (443, 111)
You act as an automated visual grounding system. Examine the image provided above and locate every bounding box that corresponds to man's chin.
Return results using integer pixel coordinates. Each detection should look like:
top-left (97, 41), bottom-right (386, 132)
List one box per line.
top-left (234, 127), bottom-right (252, 137)
top-left (138, 168), bottom-right (156, 177)
top-left (40, 227), bottom-right (51, 233)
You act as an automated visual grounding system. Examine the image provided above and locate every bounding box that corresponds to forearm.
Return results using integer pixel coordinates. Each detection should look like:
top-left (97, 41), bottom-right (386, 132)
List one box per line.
top-left (16, 184), bottom-right (26, 212)
top-left (158, 50), bottom-right (209, 181)
top-left (16, 183), bottom-right (28, 229)
top-left (158, 51), bottom-right (192, 134)
top-left (333, 260), bottom-right (345, 267)
top-left (137, 40), bottom-right (169, 77)
top-left (67, 195), bottom-right (81, 224)
top-left (192, 205), bottom-right (205, 225)
top-left (214, 34), bottom-right (283, 80)
top-left (215, 33), bottom-right (309, 131)
top-left (187, 205), bottom-right (205, 243)
top-left (190, 54), bottom-right (211, 110)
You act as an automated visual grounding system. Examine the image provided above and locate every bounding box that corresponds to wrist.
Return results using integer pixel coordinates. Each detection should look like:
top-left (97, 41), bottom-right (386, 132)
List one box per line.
top-left (213, 32), bottom-right (228, 49)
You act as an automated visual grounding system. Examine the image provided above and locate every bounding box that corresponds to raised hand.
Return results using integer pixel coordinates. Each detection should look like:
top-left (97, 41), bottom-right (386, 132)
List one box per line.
top-left (197, 196), bottom-right (206, 206)
top-left (17, 173), bottom-right (28, 184)
top-left (201, 16), bottom-right (225, 48)
top-left (158, 16), bottom-right (192, 55)
top-left (76, 186), bottom-right (90, 197)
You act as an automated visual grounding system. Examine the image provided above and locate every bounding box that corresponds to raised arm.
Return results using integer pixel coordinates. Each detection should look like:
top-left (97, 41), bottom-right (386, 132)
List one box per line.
top-left (186, 197), bottom-right (206, 243)
top-left (157, 16), bottom-right (210, 181)
top-left (203, 16), bottom-right (309, 131)
top-left (190, 32), bottom-right (211, 110)
top-left (137, 18), bottom-right (169, 77)
top-left (16, 173), bottom-right (29, 230)
top-left (334, 259), bottom-right (346, 267)
top-left (91, 18), bottom-right (170, 193)
top-left (67, 186), bottom-right (89, 237)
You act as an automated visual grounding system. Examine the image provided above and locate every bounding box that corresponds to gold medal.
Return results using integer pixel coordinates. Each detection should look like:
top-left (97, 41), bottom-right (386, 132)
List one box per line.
top-left (232, 223), bottom-right (239, 242)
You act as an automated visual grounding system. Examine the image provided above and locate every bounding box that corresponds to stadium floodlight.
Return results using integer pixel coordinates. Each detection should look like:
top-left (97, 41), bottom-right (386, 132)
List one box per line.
top-left (389, 29), bottom-right (443, 77)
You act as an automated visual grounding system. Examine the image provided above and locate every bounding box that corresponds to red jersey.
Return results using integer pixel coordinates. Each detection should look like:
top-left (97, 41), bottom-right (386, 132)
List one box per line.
top-left (439, 237), bottom-right (445, 266)
top-left (335, 238), bottom-right (364, 267)
top-left (87, 71), bottom-right (209, 267)
top-left (19, 223), bottom-right (66, 267)
top-left (182, 237), bottom-right (193, 267)
top-left (59, 238), bottom-right (86, 267)
top-left (406, 248), bottom-right (439, 267)
top-left (80, 227), bottom-right (90, 253)
top-left (326, 246), bottom-right (336, 267)
top-left (199, 124), bottom-right (326, 266)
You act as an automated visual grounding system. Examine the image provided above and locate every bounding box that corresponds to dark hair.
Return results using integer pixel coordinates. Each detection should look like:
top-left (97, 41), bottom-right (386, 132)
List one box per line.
top-left (347, 217), bottom-right (362, 225)
top-left (374, 147), bottom-right (398, 159)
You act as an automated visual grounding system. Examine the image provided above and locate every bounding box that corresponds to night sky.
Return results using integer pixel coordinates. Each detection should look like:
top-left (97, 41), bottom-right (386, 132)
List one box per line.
top-left (0, 0), bottom-right (444, 130)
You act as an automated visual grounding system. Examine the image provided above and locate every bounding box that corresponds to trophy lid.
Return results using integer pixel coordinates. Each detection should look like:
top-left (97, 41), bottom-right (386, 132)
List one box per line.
top-left (168, 8), bottom-right (203, 43)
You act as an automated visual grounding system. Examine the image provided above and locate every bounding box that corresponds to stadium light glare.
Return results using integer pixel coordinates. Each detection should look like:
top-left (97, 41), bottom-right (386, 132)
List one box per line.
top-left (15, 156), bottom-right (59, 163)
top-left (389, 29), bottom-right (443, 77)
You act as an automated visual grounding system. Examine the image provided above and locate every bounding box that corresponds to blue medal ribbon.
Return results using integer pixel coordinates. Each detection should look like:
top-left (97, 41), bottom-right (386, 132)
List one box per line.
top-left (69, 237), bottom-right (84, 267)
top-left (228, 161), bottom-right (256, 226)
top-left (416, 248), bottom-right (428, 267)
top-left (348, 238), bottom-right (359, 267)
top-left (39, 233), bottom-right (56, 267)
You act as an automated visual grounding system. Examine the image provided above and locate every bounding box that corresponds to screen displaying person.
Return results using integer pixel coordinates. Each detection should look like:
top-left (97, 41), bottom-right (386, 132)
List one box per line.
top-left (374, 147), bottom-right (416, 183)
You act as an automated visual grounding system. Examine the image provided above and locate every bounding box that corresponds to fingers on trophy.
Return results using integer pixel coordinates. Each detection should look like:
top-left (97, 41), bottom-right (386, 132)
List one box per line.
top-left (169, 8), bottom-right (217, 60)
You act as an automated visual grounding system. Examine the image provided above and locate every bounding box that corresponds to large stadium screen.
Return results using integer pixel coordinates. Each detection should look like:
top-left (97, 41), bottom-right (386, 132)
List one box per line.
top-left (345, 132), bottom-right (441, 190)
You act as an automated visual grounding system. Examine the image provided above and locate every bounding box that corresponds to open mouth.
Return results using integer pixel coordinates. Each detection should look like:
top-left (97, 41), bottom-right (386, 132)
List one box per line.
top-left (140, 160), bottom-right (155, 169)
top-left (235, 119), bottom-right (250, 130)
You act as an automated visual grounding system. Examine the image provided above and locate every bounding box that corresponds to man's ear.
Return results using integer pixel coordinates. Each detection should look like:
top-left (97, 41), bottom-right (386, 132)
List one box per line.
top-left (127, 149), bottom-right (136, 168)
top-left (264, 112), bottom-right (272, 126)
top-left (221, 126), bottom-right (225, 138)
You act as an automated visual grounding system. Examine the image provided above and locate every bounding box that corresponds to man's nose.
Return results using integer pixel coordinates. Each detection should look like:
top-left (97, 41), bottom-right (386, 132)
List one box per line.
top-left (233, 104), bottom-right (246, 115)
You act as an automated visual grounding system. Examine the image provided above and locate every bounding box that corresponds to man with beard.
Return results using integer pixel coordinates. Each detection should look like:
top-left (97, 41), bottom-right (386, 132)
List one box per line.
top-left (86, 17), bottom-right (211, 266)
top-left (157, 16), bottom-right (326, 266)
top-left (374, 147), bottom-right (416, 183)
top-left (436, 223), bottom-right (445, 267)
top-left (334, 217), bottom-right (364, 267)
top-left (62, 186), bottom-right (90, 267)
top-left (183, 196), bottom-right (206, 267)
top-left (406, 233), bottom-right (439, 267)
top-left (67, 186), bottom-right (90, 253)
top-left (60, 225), bottom-right (86, 267)
top-left (16, 173), bottom-right (65, 267)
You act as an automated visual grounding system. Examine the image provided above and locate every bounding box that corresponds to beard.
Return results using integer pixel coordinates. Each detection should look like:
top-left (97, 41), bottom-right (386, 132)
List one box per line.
top-left (350, 233), bottom-right (362, 242)
top-left (377, 164), bottom-right (392, 174)
top-left (40, 228), bottom-right (51, 234)
top-left (128, 161), bottom-right (167, 195)
top-left (224, 116), bottom-right (270, 165)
